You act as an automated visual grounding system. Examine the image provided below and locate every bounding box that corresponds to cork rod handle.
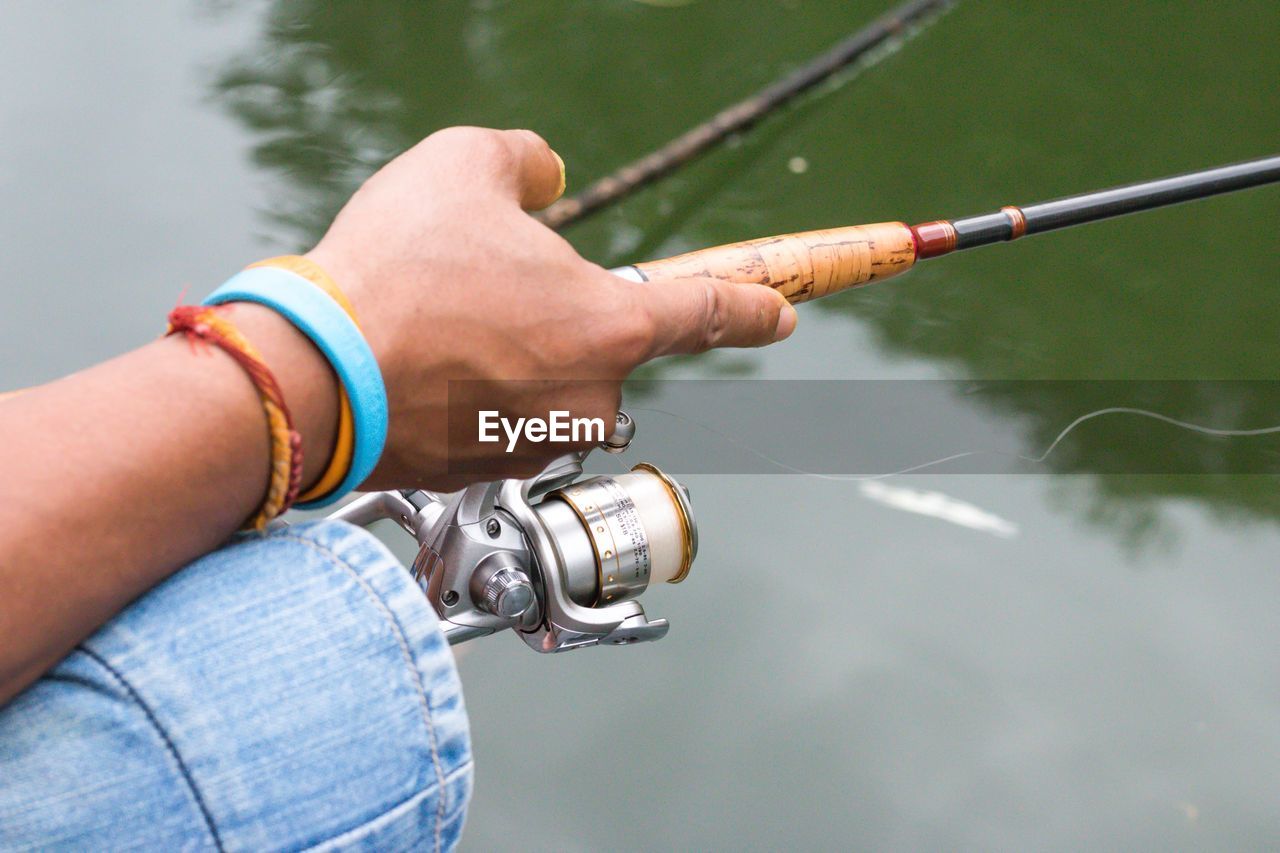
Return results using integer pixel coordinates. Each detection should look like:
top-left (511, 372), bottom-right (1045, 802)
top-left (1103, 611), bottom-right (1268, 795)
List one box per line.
top-left (627, 222), bottom-right (917, 304)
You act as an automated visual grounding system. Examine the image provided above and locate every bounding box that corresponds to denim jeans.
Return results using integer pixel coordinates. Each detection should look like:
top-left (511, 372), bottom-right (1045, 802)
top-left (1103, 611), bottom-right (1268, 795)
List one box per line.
top-left (0, 520), bottom-right (473, 851)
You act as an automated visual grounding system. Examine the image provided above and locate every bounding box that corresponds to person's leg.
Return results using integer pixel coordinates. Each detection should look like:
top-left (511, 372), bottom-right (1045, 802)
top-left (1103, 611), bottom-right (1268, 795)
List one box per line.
top-left (0, 519), bottom-right (472, 851)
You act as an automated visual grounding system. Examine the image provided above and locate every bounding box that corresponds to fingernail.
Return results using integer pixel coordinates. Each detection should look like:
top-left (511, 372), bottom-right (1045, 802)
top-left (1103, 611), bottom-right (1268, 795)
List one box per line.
top-left (774, 302), bottom-right (798, 341)
top-left (551, 150), bottom-right (567, 199)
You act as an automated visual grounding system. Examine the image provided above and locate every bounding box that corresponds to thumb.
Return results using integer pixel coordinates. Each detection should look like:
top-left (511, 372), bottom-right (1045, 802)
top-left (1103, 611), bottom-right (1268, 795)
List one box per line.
top-left (634, 276), bottom-right (798, 358)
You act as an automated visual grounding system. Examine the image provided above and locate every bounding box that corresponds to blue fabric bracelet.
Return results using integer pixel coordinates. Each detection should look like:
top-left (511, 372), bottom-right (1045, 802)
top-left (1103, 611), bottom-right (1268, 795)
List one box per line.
top-left (203, 267), bottom-right (388, 508)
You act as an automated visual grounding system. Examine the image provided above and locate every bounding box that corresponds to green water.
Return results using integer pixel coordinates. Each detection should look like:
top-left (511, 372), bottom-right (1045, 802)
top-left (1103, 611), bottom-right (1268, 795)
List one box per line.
top-left (3, 1), bottom-right (1279, 848)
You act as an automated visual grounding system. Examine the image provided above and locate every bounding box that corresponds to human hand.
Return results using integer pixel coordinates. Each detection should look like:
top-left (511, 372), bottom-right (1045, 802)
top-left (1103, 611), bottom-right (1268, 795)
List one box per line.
top-left (306, 126), bottom-right (796, 490)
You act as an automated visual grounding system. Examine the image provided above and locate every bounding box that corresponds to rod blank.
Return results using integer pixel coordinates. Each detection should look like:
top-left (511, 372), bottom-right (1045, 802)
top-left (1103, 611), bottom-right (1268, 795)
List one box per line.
top-left (951, 155), bottom-right (1280, 250)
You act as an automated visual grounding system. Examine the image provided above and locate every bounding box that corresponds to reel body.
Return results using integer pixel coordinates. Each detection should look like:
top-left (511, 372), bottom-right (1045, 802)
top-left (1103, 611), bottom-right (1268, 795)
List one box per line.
top-left (327, 413), bottom-right (696, 652)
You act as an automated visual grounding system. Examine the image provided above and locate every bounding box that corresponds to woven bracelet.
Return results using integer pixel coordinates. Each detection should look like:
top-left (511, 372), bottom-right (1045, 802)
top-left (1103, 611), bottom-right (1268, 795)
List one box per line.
top-left (166, 304), bottom-right (303, 530)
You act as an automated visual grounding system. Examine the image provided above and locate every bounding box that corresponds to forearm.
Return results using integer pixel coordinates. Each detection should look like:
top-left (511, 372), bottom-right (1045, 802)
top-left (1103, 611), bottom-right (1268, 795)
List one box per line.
top-left (0, 304), bottom-right (337, 703)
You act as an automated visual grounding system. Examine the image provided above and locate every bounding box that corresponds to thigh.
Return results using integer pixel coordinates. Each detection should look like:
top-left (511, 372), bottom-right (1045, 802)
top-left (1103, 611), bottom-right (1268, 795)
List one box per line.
top-left (0, 520), bottom-right (472, 852)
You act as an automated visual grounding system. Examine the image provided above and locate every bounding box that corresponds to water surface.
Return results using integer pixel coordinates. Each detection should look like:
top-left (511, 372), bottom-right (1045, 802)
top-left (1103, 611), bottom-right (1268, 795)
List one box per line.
top-left (2, 1), bottom-right (1278, 848)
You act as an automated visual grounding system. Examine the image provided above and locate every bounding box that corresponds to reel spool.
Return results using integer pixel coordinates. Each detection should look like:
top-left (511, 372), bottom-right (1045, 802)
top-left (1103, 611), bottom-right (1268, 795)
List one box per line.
top-left (538, 464), bottom-right (696, 608)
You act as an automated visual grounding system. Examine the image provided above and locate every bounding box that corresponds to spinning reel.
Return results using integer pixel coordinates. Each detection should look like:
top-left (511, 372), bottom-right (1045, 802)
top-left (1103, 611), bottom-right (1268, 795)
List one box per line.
top-left (328, 412), bottom-right (697, 652)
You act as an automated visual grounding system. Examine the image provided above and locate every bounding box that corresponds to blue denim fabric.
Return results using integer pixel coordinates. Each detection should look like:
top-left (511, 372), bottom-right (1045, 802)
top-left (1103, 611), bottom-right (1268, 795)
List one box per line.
top-left (0, 520), bottom-right (472, 851)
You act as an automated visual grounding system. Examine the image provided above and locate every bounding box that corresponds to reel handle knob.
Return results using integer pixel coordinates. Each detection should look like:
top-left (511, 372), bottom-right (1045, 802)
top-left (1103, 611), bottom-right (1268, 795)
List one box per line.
top-left (601, 410), bottom-right (635, 454)
top-left (477, 565), bottom-right (536, 619)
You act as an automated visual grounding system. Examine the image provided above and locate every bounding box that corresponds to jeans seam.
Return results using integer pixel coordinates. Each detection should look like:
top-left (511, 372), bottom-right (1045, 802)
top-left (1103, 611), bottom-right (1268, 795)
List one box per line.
top-left (275, 529), bottom-right (449, 853)
top-left (298, 760), bottom-right (474, 852)
top-left (76, 645), bottom-right (224, 853)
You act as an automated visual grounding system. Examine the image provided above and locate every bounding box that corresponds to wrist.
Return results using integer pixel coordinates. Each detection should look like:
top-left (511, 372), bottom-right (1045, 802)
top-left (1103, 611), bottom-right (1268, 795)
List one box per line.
top-left (303, 245), bottom-right (368, 321)
top-left (226, 303), bottom-right (339, 495)
top-left (302, 245), bottom-right (388, 368)
top-left (203, 264), bottom-right (388, 505)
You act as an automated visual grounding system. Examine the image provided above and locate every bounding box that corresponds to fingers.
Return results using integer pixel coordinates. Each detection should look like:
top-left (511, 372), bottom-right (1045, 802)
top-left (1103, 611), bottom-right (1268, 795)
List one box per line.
top-left (498, 129), bottom-right (567, 211)
top-left (633, 276), bottom-right (798, 359)
top-left (418, 126), bottom-right (566, 212)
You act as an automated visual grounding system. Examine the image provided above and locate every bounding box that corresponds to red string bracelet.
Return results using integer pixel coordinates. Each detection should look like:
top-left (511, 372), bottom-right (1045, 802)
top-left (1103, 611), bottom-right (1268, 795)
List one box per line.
top-left (166, 304), bottom-right (303, 530)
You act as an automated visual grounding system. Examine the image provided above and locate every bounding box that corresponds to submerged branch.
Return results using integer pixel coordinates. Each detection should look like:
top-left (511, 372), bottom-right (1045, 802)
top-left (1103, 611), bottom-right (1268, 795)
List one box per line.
top-left (536, 0), bottom-right (954, 231)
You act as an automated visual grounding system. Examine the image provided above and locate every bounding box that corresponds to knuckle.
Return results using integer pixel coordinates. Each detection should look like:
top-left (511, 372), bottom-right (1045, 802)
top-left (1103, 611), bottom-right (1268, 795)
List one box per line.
top-left (426, 125), bottom-right (485, 147)
top-left (698, 284), bottom-right (729, 352)
top-left (509, 128), bottom-right (549, 152)
top-left (427, 126), bottom-right (512, 168)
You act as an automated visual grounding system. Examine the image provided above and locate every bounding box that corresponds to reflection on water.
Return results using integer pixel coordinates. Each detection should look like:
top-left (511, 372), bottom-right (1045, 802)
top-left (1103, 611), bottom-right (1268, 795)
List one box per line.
top-left (859, 480), bottom-right (1020, 538)
top-left (209, 0), bottom-right (1280, 546)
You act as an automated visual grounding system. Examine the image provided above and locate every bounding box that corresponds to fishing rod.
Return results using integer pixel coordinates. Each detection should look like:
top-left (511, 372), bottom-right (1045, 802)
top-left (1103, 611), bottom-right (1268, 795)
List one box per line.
top-left (612, 155), bottom-right (1280, 301)
top-left (332, 155), bottom-right (1280, 657)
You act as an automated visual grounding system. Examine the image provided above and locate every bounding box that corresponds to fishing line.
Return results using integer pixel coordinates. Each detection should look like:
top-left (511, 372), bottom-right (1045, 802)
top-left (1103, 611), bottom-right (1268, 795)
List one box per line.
top-left (630, 404), bottom-right (1280, 482)
top-left (1027, 407), bottom-right (1280, 462)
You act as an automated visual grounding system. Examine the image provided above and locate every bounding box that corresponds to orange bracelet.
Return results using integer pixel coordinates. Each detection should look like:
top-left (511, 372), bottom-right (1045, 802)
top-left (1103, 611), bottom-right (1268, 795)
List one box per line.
top-left (247, 256), bottom-right (359, 506)
top-left (167, 304), bottom-right (302, 530)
